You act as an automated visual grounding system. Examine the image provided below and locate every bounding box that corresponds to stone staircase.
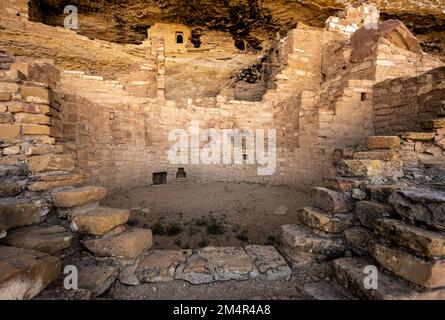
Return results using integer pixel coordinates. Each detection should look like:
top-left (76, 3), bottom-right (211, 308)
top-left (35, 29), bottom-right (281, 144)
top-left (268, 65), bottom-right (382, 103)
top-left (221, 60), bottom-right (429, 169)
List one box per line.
top-left (281, 107), bottom-right (445, 299)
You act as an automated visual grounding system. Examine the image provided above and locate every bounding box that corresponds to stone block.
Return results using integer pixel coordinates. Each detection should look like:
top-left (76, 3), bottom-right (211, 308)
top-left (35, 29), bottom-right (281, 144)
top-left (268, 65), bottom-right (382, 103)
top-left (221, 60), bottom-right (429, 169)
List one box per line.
top-left (0, 124), bottom-right (20, 139)
top-left (27, 154), bottom-right (75, 173)
top-left (245, 245), bottom-right (292, 280)
top-left (20, 86), bottom-right (50, 104)
top-left (0, 112), bottom-right (13, 123)
top-left (367, 136), bottom-right (400, 150)
top-left (14, 113), bottom-right (51, 125)
top-left (51, 186), bottom-right (107, 208)
top-left (313, 187), bottom-right (353, 213)
top-left (281, 224), bottom-right (347, 257)
top-left (0, 246), bottom-right (61, 300)
top-left (3, 226), bottom-right (73, 255)
top-left (175, 247), bottom-right (252, 284)
top-left (136, 250), bottom-right (192, 283)
top-left (366, 184), bottom-right (405, 202)
top-left (70, 207), bottom-right (130, 236)
top-left (353, 150), bottom-right (398, 161)
top-left (296, 207), bottom-right (353, 233)
top-left (423, 118), bottom-right (445, 130)
top-left (83, 228), bottom-right (152, 259)
top-left (402, 132), bottom-right (436, 141)
top-left (23, 144), bottom-right (63, 155)
top-left (22, 124), bottom-right (52, 136)
top-left (0, 181), bottom-right (21, 197)
top-left (355, 200), bottom-right (394, 229)
top-left (371, 244), bottom-right (445, 288)
top-left (331, 257), bottom-right (445, 300)
top-left (2, 146), bottom-right (20, 155)
top-left (337, 160), bottom-right (384, 178)
top-left (78, 263), bottom-right (118, 298)
top-left (389, 189), bottom-right (445, 231)
top-left (0, 198), bottom-right (50, 231)
top-left (376, 219), bottom-right (445, 257)
top-left (27, 173), bottom-right (89, 192)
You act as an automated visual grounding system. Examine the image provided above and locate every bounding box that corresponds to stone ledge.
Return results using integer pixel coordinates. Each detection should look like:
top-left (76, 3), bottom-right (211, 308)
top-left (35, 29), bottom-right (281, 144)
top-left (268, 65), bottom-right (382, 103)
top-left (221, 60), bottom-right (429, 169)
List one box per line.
top-left (125, 246), bottom-right (292, 285)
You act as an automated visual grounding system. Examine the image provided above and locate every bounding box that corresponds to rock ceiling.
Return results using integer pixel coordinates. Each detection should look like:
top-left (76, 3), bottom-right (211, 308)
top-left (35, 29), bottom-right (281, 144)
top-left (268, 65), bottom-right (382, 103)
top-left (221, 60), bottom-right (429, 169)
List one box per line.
top-left (38, 1), bottom-right (445, 52)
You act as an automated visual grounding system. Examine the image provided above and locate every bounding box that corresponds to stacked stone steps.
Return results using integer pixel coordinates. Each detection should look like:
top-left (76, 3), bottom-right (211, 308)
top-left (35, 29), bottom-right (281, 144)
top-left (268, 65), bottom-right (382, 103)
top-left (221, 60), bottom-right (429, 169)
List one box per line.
top-left (27, 172), bottom-right (89, 192)
top-left (25, 145), bottom-right (90, 192)
top-left (337, 136), bottom-right (404, 179)
top-left (331, 257), bottom-right (445, 300)
top-left (331, 186), bottom-right (445, 299)
top-left (281, 224), bottom-right (348, 267)
top-left (51, 186), bottom-right (153, 260)
top-left (353, 150), bottom-right (398, 161)
top-left (295, 207), bottom-right (353, 234)
top-left (0, 195), bottom-right (67, 300)
top-left (2, 225), bottom-right (73, 255)
top-left (0, 197), bottom-right (51, 239)
top-left (280, 186), bottom-right (354, 266)
top-left (401, 132), bottom-right (436, 141)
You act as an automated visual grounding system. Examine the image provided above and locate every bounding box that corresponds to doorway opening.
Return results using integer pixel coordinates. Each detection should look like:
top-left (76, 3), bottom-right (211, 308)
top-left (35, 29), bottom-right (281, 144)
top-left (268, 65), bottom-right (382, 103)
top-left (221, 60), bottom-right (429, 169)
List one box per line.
top-left (153, 172), bottom-right (167, 185)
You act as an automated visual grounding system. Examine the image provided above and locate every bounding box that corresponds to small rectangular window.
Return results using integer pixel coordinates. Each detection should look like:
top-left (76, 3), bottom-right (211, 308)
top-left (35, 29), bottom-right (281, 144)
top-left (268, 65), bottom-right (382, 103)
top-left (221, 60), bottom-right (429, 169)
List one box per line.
top-left (176, 32), bottom-right (184, 44)
top-left (153, 172), bottom-right (167, 185)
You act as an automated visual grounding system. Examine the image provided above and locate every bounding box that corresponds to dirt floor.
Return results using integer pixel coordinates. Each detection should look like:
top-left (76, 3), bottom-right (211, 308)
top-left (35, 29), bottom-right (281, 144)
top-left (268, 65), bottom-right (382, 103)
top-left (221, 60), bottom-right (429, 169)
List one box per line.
top-left (102, 181), bottom-right (312, 250)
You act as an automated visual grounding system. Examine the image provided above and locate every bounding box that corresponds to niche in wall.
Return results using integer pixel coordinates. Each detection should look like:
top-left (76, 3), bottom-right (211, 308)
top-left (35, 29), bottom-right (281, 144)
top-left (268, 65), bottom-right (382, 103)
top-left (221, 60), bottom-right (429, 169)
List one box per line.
top-left (153, 172), bottom-right (167, 185)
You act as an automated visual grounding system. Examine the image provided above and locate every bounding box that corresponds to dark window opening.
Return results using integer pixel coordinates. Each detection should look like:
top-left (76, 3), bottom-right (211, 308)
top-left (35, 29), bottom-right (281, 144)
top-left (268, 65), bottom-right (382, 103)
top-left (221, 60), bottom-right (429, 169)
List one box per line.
top-left (153, 172), bottom-right (167, 185)
top-left (242, 138), bottom-right (248, 163)
top-left (176, 32), bottom-right (184, 44)
top-left (191, 30), bottom-right (202, 48)
top-left (361, 92), bottom-right (367, 101)
top-left (235, 39), bottom-right (245, 51)
top-left (176, 168), bottom-right (186, 180)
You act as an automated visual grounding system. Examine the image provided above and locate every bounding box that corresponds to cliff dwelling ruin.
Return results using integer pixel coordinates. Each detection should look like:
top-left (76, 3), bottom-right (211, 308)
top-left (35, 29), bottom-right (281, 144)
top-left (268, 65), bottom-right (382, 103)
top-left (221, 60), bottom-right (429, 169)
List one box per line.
top-left (1, 0), bottom-right (445, 301)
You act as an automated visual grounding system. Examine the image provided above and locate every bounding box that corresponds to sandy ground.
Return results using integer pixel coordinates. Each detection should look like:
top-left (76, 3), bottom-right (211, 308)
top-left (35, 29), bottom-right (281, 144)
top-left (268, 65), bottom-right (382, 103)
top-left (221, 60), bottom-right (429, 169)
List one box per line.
top-left (108, 278), bottom-right (307, 300)
top-left (102, 181), bottom-right (312, 250)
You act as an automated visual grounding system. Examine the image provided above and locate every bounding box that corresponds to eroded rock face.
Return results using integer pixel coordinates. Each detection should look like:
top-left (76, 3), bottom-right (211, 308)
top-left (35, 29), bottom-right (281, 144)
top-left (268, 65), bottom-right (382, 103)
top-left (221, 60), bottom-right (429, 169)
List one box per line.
top-left (36, 0), bottom-right (445, 58)
top-left (350, 20), bottom-right (422, 63)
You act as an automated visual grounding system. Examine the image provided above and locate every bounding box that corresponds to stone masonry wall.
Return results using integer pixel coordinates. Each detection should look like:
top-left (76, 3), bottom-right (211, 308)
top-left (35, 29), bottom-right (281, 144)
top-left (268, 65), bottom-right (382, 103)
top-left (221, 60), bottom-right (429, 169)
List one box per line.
top-left (56, 21), bottom-right (444, 192)
top-left (373, 67), bottom-right (445, 135)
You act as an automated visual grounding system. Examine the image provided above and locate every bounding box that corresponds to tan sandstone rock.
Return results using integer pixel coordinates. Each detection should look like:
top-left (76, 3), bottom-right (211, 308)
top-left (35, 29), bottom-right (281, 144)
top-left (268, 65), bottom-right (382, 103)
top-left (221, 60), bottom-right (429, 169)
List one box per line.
top-left (371, 244), bottom-right (445, 288)
top-left (70, 207), bottom-right (130, 236)
top-left (83, 228), bottom-right (152, 259)
top-left (376, 219), bottom-right (445, 257)
top-left (0, 246), bottom-right (61, 300)
top-left (52, 186), bottom-right (107, 208)
top-left (3, 225), bottom-right (73, 255)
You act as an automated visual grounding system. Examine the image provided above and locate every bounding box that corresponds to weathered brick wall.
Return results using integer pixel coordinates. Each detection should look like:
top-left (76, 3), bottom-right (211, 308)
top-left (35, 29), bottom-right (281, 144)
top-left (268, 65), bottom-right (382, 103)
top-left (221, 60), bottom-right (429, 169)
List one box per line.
top-left (50, 18), bottom-right (444, 192)
top-left (0, 75), bottom-right (72, 193)
top-left (373, 67), bottom-right (445, 135)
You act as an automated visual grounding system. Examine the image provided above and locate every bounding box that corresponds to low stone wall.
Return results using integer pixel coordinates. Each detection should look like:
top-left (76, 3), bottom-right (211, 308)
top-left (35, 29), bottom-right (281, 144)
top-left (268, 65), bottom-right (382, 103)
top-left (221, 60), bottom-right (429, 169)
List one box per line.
top-left (373, 67), bottom-right (445, 135)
